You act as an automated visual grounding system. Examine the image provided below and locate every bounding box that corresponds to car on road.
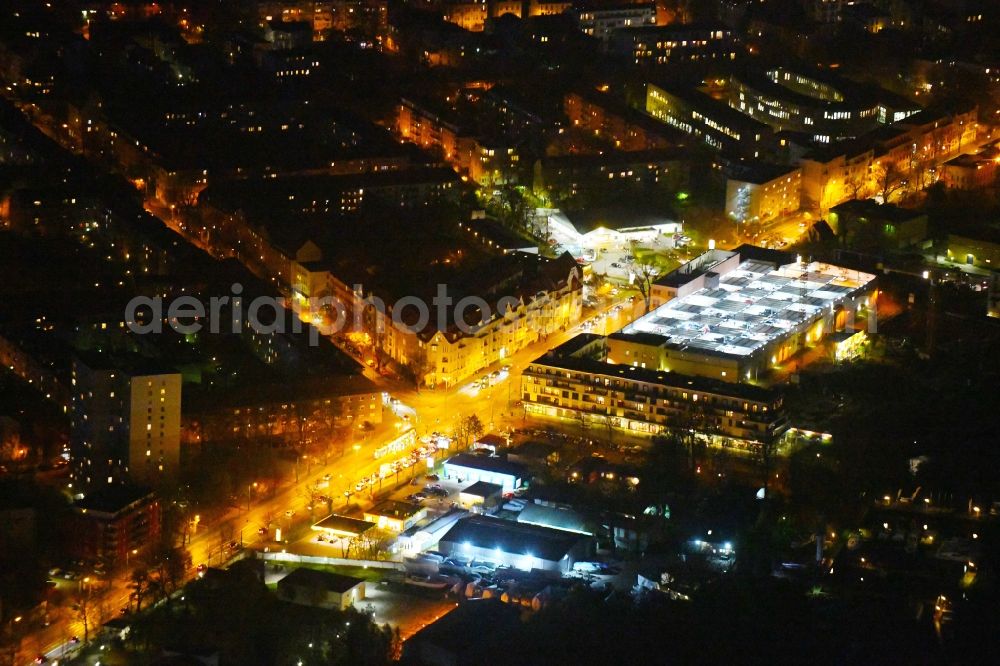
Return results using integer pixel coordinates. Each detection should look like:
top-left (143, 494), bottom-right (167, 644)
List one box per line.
top-left (425, 473), bottom-right (439, 481)
top-left (284, 509), bottom-right (296, 518)
top-left (257, 527), bottom-right (268, 536)
top-left (68, 636), bottom-right (80, 645)
top-left (33, 654), bottom-right (47, 664)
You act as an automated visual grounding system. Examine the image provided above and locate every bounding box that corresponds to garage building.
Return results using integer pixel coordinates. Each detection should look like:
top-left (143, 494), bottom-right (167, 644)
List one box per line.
top-left (276, 568), bottom-right (365, 611)
top-left (438, 515), bottom-right (590, 574)
top-left (442, 454), bottom-right (528, 492)
top-left (363, 500), bottom-right (427, 532)
top-left (458, 481), bottom-right (503, 512)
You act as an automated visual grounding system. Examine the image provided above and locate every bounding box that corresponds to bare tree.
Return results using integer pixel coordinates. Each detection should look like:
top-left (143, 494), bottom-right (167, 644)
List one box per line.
top-left (355, 528), bottom-right (396, 560)
top-left (458, 414), bottom-right (485, 447)
top-left (872, 163), bottom-right (907, 203)
top-left (129, 568), bottom-right (152, 613)
top-left (628, 249), bottom-right (664, 315)
top-left (845, 174), bottom-right (868, 202)
top-left (74, 586), bottom-right (102, 644)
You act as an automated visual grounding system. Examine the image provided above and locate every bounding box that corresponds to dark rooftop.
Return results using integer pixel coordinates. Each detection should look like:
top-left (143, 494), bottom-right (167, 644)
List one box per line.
top-left (278, 567), bottom-right (364, 594)
top-left (73, 485), bottom-right (155, 516)
top-left (197, 166), bottom-right (460, 214)
top-left (312, 514), bottom-right (376, 536)
top-left (548, 332), bottom-right (604, 356)
top-left (724, 161), bottom-right (800, 185)
top-left (440, 514), bottom-right (584, 561)
top-left (607, 330), bottom-right (669, 347)
top-left (539, 148), bottom-right (687, 170)
top-left (445, 453), bottom-right (529, 478)
top-left (460, 481), bottom-right (503, 498)
top-left (403, 599), bottom-right (520, 664)
top-left (365, 500), bottom-right (424, 519)
top-left (527, 341), bottom-right (781, 403)
top-left (830, 200), bottom-right (926, 223)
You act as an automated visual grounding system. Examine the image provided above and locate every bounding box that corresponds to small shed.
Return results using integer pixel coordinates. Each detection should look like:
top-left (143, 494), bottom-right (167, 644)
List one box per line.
top-left (363, 500), bottom-right (427, 532)
top-left (473, 433), bottom-right (508, 452)
top-left (458, 481), bottom-right (503, 512)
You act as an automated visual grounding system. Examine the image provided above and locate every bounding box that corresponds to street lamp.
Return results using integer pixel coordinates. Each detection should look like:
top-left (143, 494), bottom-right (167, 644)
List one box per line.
top-left (247, 482), bottom-right (258, 511)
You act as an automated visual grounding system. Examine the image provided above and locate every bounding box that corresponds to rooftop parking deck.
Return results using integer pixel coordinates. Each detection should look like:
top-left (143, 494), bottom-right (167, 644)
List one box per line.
top-left (622, 259), bottom-right (876, 357)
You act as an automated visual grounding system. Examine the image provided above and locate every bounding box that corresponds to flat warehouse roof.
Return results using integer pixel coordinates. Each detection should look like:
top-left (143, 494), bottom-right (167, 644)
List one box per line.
top-left (445, 454), bottom-right (527, 478)
top-left (440, 515), bottom-right (583, 562)
top-left (623, 259), bottom-right (875, 357)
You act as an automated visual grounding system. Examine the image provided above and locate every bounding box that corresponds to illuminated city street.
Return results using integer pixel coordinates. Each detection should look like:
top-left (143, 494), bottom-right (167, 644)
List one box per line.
top-left (2, 2), bottom-right (1000, 664)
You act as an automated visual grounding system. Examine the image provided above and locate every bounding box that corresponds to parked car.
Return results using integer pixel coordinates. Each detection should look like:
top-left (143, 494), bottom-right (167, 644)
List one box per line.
top-left (425, 474), bottom-right (439, 481)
